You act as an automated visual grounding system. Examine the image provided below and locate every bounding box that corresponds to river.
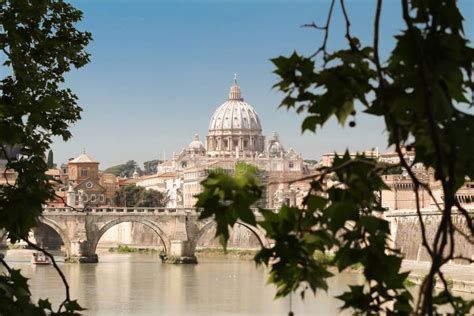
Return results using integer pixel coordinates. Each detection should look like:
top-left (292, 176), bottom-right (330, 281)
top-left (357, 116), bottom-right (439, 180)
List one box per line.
top-left (1, 249), bottom-right (362, 315)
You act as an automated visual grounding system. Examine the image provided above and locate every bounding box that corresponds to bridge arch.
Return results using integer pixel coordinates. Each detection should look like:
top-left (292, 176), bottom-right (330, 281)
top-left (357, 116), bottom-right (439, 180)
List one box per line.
top-left (192, 220), bottom-right (270, 251)
top-left (37, 217), bottom-right (72, 255)
top-left (91, 217), bottom-right (170, 254)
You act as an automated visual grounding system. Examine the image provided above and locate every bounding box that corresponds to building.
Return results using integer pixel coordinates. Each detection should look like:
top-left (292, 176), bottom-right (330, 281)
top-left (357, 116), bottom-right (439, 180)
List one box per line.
top-left (64, 151), bottom-right (109, 207)
top-left (379, 150), bottom-right (474, 210)
top-left (310, 147), bottom-right (474, 211)
top-left (143, 77), bottom-right (312, 209)
top-left (317, 149), bottom-right (380, 168)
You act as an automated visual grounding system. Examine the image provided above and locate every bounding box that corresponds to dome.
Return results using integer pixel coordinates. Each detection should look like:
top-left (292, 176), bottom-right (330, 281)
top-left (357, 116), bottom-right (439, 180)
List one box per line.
top-left (206, 76), bottom-right (266, 155)
top-left (268, 131), bottom-right (285, 156)
top-left (188, 134), bottom-right (205, 151)
top-left (208, 80), bottom-right (262, 132)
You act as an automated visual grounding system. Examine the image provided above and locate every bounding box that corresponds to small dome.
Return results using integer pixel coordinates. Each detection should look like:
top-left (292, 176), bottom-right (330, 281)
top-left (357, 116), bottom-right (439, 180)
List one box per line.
top-left (269, 142), bottom-right (283, 154)
top-left (188, 134), bottom-right (205, 151)
top-left (268, 131), bottom-right (285, 155)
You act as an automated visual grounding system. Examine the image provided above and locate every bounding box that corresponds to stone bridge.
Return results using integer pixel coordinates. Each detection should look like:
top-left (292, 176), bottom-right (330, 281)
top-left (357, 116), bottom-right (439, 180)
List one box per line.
top-left (1, 207), bottom-right (472, 265)
top-left (0, 207), bottom-right (270, 263)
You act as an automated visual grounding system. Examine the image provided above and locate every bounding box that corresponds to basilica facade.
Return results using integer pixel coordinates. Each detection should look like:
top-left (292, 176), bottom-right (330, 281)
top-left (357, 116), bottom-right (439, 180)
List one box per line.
top-left (139, 77), bottom-right (311, 208)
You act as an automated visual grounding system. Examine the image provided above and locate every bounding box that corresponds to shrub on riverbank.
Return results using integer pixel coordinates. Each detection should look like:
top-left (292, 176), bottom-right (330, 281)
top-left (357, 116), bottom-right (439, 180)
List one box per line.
top-left (195, 248), bottom-right (258, 259)
top-left (108, 245), bottom-right (159, 254)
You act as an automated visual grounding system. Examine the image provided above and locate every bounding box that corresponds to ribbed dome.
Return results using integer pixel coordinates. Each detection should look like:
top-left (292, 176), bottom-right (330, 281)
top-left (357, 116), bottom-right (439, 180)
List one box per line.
top-left (206, 76), bottom-right (266, 155)
top-left (208, 80), bottom-right (262, 132)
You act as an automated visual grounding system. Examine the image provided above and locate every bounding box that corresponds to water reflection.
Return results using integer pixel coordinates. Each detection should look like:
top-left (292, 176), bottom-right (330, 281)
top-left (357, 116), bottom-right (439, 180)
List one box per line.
top-left (1, 250), bottom-right (364, 315)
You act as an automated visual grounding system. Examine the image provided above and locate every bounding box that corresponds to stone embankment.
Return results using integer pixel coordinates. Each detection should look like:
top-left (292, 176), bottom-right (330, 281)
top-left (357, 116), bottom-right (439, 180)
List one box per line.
top-left (402, 260), bottom-right (474, 294)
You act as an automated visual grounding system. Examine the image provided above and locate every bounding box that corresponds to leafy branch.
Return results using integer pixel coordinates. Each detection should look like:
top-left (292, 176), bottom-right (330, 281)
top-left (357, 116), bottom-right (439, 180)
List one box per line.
top-left (197, 0), bottom-right (473, 314)
top-left (0, 0), bottom-right (91, 314)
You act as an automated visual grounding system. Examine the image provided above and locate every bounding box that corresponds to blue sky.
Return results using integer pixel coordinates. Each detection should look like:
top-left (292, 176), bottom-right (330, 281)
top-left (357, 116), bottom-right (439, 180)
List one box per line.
top-left (52, 0), bottom-right (473, 169)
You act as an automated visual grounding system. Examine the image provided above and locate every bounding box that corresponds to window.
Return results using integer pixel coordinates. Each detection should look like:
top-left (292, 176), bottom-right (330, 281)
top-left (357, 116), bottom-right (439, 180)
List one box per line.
top-left (100, 195), bottom-right (105, 202)
top-left (81, 168), bottom-right (88, 177)
top-left (86, 181), bottom-right (93, 189)
top-left (289, 162), bottom-right (294, 169)
top-left (90, 194), bottom-right (96, 202)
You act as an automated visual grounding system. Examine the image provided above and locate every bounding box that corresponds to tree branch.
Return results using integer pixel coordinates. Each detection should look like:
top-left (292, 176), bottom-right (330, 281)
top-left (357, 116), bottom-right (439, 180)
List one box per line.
top-left (339, 0), bottom-right (356, 50)
top-left (21, 237), bottom-right (71, 312)
top-left (0, 253), bottom-right (12, 273)
top-left (304, 0), bottom-right (336, 60)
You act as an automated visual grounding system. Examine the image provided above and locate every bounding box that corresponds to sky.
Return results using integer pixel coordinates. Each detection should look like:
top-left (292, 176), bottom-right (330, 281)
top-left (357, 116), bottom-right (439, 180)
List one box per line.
top-left (52, 0), bottom-right (473, 169)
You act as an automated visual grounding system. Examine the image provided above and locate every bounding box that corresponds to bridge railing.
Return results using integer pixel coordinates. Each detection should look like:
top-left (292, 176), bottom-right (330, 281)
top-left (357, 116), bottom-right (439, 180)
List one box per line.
top-left (42, 207), bottom-right (201, 215)
top-left (42, 206), bottom-right (275, 216)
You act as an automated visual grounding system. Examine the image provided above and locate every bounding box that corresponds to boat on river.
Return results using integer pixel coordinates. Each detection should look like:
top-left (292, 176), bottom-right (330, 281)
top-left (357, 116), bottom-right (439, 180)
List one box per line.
top-left (31, 252), bottom-right (51, 265)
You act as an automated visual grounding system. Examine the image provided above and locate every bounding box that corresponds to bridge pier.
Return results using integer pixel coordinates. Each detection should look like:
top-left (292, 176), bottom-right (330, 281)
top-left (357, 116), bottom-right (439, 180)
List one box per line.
top-left (162, 240), bottom-right (197, 264)
top-left (65, 240), bottom-right (98, 263)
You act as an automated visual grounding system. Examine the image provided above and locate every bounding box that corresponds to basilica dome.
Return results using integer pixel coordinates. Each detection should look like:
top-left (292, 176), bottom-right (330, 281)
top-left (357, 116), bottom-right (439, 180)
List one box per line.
top-left (206, 77), bottom-right (265, 156)
top-left (208, 83), bottom-right (262, 132)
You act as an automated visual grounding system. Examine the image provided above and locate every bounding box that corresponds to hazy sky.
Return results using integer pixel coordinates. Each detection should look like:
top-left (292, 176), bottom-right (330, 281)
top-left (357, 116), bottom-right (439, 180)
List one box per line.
top-left (52, 0), bottom-right (473, 169)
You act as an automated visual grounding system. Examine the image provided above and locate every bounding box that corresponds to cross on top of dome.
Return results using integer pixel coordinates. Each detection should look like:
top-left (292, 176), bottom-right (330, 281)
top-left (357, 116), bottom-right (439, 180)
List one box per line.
top-left (229, 74), bottom-right (243, 101)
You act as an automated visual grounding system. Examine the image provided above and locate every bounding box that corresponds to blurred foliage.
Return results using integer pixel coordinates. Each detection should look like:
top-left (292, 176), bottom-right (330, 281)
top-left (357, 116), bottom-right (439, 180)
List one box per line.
top-left (0, 0), bottom-right (91, 314)
top-left (197, 0), bottom-right (473, 314)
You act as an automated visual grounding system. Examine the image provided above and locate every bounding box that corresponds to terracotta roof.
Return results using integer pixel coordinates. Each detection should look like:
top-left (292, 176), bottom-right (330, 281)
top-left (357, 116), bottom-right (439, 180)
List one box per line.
top-left (157, 171), bottom-right (177, 178)
top-left (135, 172), bottom-right (177, 180)
top-left (118, 178), bottom-right (139, 186)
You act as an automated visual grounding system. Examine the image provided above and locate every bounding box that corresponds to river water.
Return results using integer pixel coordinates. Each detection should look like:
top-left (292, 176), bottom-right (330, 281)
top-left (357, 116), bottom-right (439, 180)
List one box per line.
top-left (1, 249), bottom-right (362, 315)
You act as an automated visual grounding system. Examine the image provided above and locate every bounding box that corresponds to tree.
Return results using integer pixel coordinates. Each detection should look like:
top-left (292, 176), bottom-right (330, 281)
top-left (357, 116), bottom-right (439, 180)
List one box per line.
top-left (0, 0), bottom-right (91, 314)
top-left (197, 1), bottom-right (473, 314)
top-left (104, 160), bottom-right (142, 178)
top-left (113, 185), bottom-right (167, 207)
top-left (143, 159), bottom-right (162, 175)
top-left (47, 149), bottom-right (54, 168)
top-left (137, 189), bottom-right (168, 207)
